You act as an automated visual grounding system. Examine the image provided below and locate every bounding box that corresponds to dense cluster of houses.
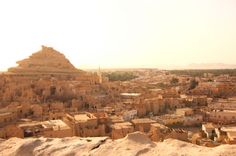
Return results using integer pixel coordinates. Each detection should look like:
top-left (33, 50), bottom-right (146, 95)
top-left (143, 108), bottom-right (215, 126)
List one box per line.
top-left (1, 46), bottom-right (236, 147)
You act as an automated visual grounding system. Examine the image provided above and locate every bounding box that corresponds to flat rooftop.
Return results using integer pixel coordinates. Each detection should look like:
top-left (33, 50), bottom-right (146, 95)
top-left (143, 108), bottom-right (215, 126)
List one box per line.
top-left (149, 88), bottom-right (162, 92)
top-left (221, 126), bottom-right (236, 132)
top-left (18, 120), bottom-right (70, 131)
top-left (157, 114), bottom-right (183, 120)
top-left (202, 123), bottom-right (216, 129)
top-left (18, 121), bottom-right (42, 128)
top-left (42, 120), bottom-right (70, 131)
top-left (176, 108), bottom-right (193, 112)
top-left (223, 110), bottom-right (236, 113)
top-left (0, 112), bottom-right (12, 117)
top-left (110, 116), bottom-right (124, 123)
top-left (120, 93), bottom-right (141, 97)
top-left (73, 113), bottom-right (97, 122)
top-left (131, 118), bottom-right (156, 124)
top-left (151, 123), bottom-right (168, 129)
top-left (111, 122), bottom-right (133, 130)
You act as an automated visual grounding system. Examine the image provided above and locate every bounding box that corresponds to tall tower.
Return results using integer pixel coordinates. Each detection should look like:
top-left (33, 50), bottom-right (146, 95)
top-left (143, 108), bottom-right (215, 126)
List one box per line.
top-left (97, 66), bottom-right (102, 84)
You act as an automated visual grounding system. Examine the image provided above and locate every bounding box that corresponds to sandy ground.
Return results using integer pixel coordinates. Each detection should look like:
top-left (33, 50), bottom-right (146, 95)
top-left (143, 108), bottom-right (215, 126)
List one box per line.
top-left (1, 132), bottom-right (236, 156)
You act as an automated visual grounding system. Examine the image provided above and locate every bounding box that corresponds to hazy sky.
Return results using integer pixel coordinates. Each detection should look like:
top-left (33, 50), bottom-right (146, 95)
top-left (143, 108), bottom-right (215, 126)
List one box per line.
top-left (0, 0), bottom-right (236, 71)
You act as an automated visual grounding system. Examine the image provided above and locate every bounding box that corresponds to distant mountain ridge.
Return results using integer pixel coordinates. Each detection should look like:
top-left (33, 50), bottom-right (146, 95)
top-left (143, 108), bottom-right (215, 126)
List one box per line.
top-left (186, 63), bottom-right (236, 69)
top-left (157, 63), bottom-right (236, 70)
top-left (83, 63), bottom-right (236, 71)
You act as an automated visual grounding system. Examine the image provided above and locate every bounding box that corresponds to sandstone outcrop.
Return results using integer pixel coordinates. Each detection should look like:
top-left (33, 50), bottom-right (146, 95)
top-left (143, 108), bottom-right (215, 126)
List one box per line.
top-left (1, 132), bottom-right (236, 156)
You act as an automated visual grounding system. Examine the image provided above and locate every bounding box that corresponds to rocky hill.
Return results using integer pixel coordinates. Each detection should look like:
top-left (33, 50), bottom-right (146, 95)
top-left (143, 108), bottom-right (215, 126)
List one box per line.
top-left (8, 46), bottom-right (83, 74)
top-left (1, 132), bottom-right (236, 156)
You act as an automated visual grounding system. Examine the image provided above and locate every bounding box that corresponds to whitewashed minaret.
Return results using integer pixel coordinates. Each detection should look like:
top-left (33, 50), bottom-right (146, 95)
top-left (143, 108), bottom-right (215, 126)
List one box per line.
top-left (97, 66), bottom-right (102, 84)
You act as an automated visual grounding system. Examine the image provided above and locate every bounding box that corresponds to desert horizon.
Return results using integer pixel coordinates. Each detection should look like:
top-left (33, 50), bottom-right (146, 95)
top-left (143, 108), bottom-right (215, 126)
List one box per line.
top-left (0, 0), bottom-right (236, 71)
top-left (1, 45), bottom-right (236, 71)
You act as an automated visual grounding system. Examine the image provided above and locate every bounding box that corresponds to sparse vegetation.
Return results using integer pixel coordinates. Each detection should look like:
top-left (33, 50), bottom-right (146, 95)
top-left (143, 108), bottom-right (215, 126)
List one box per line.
top-left (169, 69), bottom-right (236, 77)
top-left (189, 79), bottom-right (199, 90)
top-left (103, 71), bottom-right (138, 81)
top-left (170, 77), bottom-right (179, 85)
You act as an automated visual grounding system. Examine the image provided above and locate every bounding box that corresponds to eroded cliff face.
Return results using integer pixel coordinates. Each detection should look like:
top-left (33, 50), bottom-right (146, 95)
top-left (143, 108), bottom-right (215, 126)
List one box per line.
top-left (1, 132), bottom-right (236, 156)
top-left (8, 46), bottom-right (82, 74)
